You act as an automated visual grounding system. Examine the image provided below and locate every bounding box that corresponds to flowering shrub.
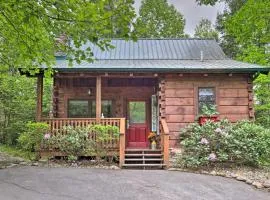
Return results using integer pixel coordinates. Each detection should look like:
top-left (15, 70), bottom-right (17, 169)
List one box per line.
top-left (178, 120), bottom-right (270, 168)
top-left (47, 124), bottom-right (119, 161)
top-left (17, 122), bottom-right (49, 152)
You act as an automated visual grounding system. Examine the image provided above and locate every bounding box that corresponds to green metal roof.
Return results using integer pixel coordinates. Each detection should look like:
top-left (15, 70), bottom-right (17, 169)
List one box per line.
top-left (53, 39), bottom-right (269, 73)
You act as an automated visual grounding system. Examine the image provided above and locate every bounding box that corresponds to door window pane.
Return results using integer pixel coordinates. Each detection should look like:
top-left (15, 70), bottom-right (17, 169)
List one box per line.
top-left (129, 101), bottom-right (146, 123)
top-left (198, 88), bottom-right (215, 114)
top-left (68, 100), bottom-right (89, 118)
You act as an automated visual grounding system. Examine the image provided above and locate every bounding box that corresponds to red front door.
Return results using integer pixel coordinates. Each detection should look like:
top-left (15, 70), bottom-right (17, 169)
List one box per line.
top-left (127, 101), bottom-right (149, 148)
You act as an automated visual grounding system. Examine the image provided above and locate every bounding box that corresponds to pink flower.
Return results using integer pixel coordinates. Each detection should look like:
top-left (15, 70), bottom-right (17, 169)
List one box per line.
top-left (44, 133), bottom-right (51, 139)
top-left (215, 128), bottom-right (222, 133)
top-left (200, 138), bottom-right (209, 145)
top-left (208, 153), bottom-right (217, 161)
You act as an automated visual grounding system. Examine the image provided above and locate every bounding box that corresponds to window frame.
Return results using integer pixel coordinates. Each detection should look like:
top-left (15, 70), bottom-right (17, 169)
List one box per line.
top-left (197, 87), bottom-right (217, 115)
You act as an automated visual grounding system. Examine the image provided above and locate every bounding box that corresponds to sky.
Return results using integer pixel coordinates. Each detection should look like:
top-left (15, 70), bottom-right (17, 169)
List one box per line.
top-left (134, 0), bottom-right (226, 36)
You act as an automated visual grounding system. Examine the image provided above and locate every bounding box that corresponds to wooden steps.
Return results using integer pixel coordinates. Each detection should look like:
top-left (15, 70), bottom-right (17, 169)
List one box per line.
top-left (123, 149), bottom-right (164, 169)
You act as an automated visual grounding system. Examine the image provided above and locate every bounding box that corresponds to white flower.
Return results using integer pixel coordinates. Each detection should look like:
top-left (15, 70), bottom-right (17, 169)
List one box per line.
top-left (44, 133), bottom-right (51, 139)
top-left (208, 153), bottom-right (217, 161)
top-left (200, 138), bottom-right (209, 145)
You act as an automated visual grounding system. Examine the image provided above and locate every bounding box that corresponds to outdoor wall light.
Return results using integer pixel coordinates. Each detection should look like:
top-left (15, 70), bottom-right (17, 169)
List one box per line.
top-left (88, 88), bottom-right (92, 96)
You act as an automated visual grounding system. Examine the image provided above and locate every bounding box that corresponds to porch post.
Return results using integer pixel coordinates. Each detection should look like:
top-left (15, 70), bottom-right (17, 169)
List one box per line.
top-left (96, 76), bottom-right (101, 122)
top-left (36, 75), bottom-right (43, 122)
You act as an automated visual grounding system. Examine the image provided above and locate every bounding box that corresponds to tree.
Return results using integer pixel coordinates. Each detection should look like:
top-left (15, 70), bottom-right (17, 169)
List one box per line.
top-left (194, 18), bottom-right (219, 41)
top-left (0, 73), bottom-right (52, 145)
top-left (215, 0), bottom-right (247, 58)
top-left (0, 0), bottom-right (136, 73)
top-left (225, 0), bottom-right (270, 127)
top-left (134, 0), bottom-right (186, 38)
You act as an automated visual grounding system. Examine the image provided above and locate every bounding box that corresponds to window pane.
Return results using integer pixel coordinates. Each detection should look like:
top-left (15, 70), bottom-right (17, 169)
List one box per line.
top-left (199, 88), bottom-right (215, 101)
top-left (91, 100), bottom-right (112, 118)
top-left (129, 101), bottom-right (146, 123)
top-left (68, 100), bottom-right (89, 117)
top-left (102, 100), bottom-right (112, 118)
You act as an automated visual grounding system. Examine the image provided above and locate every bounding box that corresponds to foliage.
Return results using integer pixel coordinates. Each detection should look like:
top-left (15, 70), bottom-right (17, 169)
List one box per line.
top-left (47, 125), bottom-right (119, 161)
top-left (0, 0), bottom-right (136, 73)
top-left (224, 0), bottom-right (270, 128)
top-left (179, 120), bottom-right (270, 168)
top-left (0, 73), bottom-right (52, 145)
top-left (225, 0), bottom-right (270, 65)
top-left (17, 122), bottom-right (49, 153)
top-left (134, 0), bottom-right (186, 38)
top-left (0, 144), bottom-right (36, 161)
top-left (254, 74), bottom-right (270, 128)
top-left (199, 104), bottom-right (219, 117)
top-left (194, 18), bottom-right (219, 41)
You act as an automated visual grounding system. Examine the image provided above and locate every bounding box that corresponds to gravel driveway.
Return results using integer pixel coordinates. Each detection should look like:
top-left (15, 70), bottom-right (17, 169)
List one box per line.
top-left (0, 167), bottom-right (269, 200)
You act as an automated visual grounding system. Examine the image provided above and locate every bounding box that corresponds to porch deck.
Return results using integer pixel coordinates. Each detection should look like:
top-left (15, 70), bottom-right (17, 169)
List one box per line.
top-left (41, 118), bottom-right (169, 168)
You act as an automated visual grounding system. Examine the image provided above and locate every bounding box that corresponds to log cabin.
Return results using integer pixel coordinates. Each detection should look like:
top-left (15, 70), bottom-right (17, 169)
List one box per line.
top-left (22, 39), bottom-right (269, 168)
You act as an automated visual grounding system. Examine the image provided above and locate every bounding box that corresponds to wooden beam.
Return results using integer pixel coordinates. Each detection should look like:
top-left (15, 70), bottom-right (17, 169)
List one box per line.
top-left (96, 76), bottom-right (102, 122)
top-left (36, 75), bottom-right (43, 121)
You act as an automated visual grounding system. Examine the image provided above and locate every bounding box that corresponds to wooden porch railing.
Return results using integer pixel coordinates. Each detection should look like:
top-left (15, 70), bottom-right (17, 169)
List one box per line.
top-left (41, 118), bottom-right (126, 161)
top-left (160, 119), bottom-right (170, 168)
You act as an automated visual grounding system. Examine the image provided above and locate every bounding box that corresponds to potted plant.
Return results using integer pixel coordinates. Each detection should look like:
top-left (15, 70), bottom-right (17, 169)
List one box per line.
top-left (148, 132), bottom-right (157, 150)
top-left (198, 104), bottom-right (219, 125)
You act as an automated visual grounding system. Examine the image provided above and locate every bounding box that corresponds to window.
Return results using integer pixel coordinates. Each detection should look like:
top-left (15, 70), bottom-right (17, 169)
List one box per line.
top-left (68, 100), bottom-right (90, 118)
top-left (198, 87), bottom-right (215, 114)
top-left (129, 101), bottom-right (146, 123)
top-left (68, 100), bottom-right (113, 118)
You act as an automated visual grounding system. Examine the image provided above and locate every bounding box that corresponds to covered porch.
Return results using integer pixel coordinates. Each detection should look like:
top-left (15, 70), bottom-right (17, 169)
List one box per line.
top-left (36, 73), bottom-right (169, 168)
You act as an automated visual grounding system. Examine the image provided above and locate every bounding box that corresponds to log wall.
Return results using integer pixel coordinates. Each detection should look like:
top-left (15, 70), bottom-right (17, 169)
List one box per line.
top-left (53, 77), bottom-right (156, 118)
top-left (163, 73), bottom-right (254, 147)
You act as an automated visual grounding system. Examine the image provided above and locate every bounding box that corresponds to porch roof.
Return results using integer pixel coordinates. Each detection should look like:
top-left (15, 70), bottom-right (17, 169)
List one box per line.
top-left (54, 39), bottom-right (269, 74)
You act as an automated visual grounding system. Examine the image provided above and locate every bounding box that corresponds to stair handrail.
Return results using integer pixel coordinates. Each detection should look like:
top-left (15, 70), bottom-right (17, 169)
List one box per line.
top-left (160, 119), bottom-right (170, 168)
top-left (119, 118), bottom-right (126, 167)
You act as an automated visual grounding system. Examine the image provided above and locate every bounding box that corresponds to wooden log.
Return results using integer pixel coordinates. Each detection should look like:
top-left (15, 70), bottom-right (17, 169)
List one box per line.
top-left (166, 115), bottom-right (195, 123)
top-left (165, 106), bottom-right (194, 115)
top-left (219, 106), bottom-right (249, 114)
top-left (36, 75), bottom-right (43, 121)
top-left (165, 89), bottom-right (194, 98)
top-left (96, 76), bottom-right (102, 122)
top-left (219, 89), bottom-right (248, 98)
top-left (165, 98), bottom-right (194, 106)
top-left (219, 98), bottom-right (249, 106)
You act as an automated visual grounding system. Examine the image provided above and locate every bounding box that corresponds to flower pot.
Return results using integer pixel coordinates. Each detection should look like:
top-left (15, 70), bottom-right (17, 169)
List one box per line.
top-left (199, 115), bottom-right (219, 125)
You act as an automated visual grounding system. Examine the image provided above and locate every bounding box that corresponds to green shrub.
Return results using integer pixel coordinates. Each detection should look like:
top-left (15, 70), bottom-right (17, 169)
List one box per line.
top-left (179, 120), bottom-right (270, 168)
top-left (17, 122), bottom-right (49, 152)
top-left (48, 124), bottom-right (119, 161)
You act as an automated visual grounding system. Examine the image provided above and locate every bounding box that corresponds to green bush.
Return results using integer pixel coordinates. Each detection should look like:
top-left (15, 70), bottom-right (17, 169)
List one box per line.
top-left (17, 122), bottom-right (49, 152)
top-left (179, 120), bottom-right (270, 168)
top-left (48, 124), bottom-right (119, 161)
